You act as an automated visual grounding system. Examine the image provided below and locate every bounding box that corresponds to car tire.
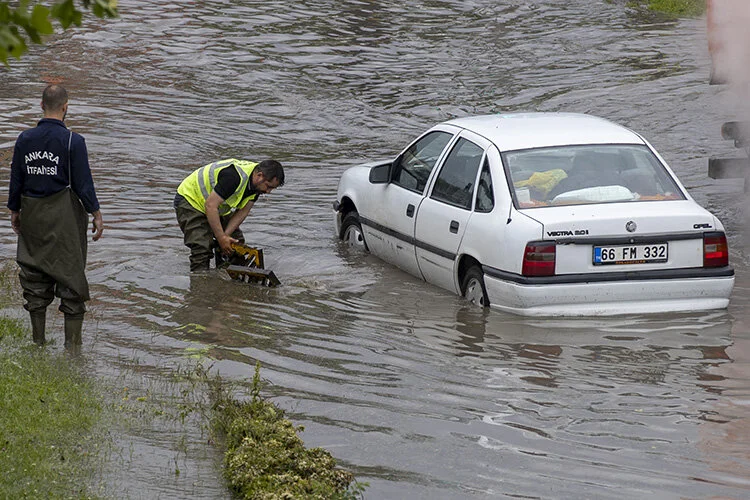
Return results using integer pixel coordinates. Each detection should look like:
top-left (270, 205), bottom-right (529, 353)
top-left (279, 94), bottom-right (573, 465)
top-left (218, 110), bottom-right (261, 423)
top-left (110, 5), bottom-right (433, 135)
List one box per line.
top-left (341, 211), bottom-right (368, 251)
top-left (461, 265), bottom-right (489, 307)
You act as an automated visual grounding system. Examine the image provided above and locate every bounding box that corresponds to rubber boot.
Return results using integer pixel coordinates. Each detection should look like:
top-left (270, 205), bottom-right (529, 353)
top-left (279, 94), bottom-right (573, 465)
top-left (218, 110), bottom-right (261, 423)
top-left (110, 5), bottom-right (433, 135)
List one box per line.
top-left (64, 314), bottom-right (84, 352)
top-left (30, 310), bottom-right (46, 346)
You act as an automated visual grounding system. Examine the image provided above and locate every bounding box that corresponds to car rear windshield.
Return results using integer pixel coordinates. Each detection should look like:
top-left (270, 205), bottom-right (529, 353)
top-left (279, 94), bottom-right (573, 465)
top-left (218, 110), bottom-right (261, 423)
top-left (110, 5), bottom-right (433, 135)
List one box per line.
top-left (503, 144), bottom-right (686, 208)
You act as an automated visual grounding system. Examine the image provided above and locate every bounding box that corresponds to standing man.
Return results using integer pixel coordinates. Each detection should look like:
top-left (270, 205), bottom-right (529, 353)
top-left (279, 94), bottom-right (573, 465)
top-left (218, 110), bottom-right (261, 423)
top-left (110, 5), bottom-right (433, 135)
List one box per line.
top-left (174, 158), bottom-right (284, 271)
top-left (7, 85), bottom-right (104, 348)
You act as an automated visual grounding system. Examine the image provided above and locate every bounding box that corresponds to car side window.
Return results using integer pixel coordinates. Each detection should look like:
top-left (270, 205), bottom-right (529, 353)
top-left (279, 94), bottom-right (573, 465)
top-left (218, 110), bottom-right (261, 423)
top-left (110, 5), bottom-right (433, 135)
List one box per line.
top-left (475, 158), bottom-right (494, 213)
top-left (392, 131), bottom-right (453, 193)
top-left (430, 138), bottom-right (484, 209)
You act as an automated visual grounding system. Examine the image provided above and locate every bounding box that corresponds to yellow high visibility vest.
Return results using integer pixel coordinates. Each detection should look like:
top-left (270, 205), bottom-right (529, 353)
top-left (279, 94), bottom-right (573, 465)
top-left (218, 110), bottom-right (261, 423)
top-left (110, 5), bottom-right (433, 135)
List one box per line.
top-left (177, 159), bottom-right (259, 215)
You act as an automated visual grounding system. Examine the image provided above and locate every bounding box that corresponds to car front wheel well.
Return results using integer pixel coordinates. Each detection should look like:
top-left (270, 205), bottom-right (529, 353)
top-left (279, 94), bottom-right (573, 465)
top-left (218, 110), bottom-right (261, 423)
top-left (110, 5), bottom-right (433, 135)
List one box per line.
top-left (339, 205), bottom-right (368, 251)
top-left (337, 197), bottom-right (356, 218)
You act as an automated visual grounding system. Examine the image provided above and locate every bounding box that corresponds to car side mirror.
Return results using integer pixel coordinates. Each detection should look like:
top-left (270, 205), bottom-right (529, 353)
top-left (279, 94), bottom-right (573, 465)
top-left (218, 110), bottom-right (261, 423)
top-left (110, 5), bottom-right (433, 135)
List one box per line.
top-left (369, 161), bottom-right (393, 184)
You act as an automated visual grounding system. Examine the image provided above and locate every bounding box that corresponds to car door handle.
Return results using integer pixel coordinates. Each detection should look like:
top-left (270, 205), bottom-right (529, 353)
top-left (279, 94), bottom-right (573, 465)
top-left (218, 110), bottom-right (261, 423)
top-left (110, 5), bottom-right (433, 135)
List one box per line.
top-left (450, 220), bottom-right (459, 233)
top-left (406, 204), bottom-right (415, 217)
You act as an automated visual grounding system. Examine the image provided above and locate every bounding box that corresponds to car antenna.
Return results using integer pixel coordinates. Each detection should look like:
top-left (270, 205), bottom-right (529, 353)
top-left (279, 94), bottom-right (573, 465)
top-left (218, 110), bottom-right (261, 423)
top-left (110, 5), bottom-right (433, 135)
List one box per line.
top-left (507, 202), bottom-right (513, 224)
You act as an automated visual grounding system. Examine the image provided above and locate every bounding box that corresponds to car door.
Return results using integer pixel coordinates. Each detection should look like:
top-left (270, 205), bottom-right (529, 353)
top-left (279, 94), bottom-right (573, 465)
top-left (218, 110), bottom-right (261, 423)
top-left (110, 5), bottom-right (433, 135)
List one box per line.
top-left (414, 131), bottom-right (491, 293)
top-left (363, 128), bottom-right (456, 278)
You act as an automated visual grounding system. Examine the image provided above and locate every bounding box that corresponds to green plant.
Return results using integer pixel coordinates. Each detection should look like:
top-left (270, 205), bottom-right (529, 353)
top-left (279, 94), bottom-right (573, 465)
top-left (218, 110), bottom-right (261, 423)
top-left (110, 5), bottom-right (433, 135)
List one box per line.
top-left (0, 0), bottom-right (118, 64)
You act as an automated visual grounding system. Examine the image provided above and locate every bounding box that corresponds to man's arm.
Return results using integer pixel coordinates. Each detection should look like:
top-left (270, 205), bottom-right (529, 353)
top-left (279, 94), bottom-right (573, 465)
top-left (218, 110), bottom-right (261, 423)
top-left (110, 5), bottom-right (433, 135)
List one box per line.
top-left (222, 200), bottom-right (254, 237)
top-left (205, 191), bottom-right (236, 254)
top-left (8, 141), bottom-right (24, 233)
top-left (69, 136), bottom-right (104, 241)
top-left (69, 135), bottom-right (101, 213)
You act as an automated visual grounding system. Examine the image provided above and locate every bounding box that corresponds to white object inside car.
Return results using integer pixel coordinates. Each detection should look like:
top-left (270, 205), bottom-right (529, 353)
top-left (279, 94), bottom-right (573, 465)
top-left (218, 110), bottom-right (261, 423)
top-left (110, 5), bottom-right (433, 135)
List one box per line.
top-left (552, 185), bottom-right (636, 204)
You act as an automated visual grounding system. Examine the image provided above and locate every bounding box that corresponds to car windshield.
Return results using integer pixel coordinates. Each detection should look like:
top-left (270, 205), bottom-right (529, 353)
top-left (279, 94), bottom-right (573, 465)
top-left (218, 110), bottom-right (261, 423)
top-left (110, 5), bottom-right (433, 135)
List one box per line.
top-left (503, 144), bottom-right (686, 208)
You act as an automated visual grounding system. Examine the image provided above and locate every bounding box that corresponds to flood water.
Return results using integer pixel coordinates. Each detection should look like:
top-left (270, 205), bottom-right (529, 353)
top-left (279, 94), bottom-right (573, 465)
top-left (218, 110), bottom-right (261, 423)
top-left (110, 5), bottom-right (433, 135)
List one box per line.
top-left (2, 0), bottom-right (750, 498)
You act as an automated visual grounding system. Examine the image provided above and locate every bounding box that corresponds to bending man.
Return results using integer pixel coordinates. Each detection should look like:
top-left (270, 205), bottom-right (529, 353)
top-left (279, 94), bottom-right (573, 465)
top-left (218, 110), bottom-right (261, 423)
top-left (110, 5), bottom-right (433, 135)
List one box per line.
top-left (174, 158), bottom-right (284, 271)
top-left (7, 85), bottom-right (104, 348)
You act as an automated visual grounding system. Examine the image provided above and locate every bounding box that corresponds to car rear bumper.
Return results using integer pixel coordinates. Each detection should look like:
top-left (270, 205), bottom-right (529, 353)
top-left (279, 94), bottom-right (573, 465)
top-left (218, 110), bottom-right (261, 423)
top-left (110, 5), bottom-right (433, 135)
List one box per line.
top-left (483, 273), bottom-right (735, 317)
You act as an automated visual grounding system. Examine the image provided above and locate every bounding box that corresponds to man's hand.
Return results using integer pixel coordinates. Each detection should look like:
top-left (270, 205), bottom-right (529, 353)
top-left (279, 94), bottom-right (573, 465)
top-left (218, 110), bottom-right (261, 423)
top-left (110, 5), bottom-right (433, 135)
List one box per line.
top-left (10, 211), bottom-right (20, 234)
top-left (205, 191), bottom-right (238, 255)
top-left (91, 210), bottom-right (104, 241)
top-left (217, 233), bottom-right (238, 255)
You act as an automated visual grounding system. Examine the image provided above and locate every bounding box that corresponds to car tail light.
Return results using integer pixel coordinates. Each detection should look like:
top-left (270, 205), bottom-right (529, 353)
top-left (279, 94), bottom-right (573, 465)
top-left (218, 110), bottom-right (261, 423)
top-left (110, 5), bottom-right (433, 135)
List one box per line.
top-left (703, 232), bottom-right (729, 268)
top-left (522, 242), bottom-right (556, 276)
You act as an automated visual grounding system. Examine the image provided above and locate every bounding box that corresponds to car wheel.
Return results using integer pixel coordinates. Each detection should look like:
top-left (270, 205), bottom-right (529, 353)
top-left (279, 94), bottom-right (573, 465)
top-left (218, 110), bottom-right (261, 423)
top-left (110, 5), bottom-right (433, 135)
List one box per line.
top-left (461, 265), bottom-right (489, 307)
top-left (341, 211), bottom-right (368, 251)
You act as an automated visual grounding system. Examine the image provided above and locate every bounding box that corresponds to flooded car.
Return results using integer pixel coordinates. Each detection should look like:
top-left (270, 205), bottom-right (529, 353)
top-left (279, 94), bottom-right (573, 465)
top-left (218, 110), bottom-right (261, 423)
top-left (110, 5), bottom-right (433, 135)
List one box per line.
top-left (333, 113), bottom-right (735, 316)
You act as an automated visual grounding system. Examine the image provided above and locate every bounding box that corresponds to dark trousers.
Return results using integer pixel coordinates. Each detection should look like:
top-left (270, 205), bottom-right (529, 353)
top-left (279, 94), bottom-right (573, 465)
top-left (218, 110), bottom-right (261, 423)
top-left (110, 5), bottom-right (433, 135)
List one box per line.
top-left (18, 264), bottom-right (86, 316)
top-left (174, 194), bottom-right (244, 271)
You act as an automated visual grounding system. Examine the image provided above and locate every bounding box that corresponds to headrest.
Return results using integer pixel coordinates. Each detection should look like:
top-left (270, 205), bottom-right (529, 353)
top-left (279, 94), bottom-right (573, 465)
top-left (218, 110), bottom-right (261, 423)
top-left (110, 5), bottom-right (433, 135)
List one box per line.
top-left (572, 151), bottom-right (623, 172)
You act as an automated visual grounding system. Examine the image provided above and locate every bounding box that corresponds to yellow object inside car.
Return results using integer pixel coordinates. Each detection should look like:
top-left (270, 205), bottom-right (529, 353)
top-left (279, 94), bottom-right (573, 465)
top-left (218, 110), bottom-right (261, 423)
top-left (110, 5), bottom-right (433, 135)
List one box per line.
top-left (514, 169), bottom-right (568, 198)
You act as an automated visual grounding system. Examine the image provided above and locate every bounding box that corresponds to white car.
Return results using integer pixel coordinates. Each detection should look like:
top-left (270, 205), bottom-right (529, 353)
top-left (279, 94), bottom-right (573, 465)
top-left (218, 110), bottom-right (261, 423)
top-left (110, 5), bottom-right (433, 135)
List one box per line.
top-left (333, 113), bottom-right (735, 316)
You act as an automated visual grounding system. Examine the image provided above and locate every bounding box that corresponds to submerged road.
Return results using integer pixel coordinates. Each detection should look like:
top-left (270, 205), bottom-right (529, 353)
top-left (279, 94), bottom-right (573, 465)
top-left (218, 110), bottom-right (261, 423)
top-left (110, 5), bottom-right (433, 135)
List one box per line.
top-left (1, 1), bottom-right (750, 497)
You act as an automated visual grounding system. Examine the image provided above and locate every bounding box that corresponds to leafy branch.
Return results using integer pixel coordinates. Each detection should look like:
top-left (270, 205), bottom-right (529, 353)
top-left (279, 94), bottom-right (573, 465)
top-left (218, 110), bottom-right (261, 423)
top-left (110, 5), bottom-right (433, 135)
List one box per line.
top-left (0, 0), bottom-right (118, 65)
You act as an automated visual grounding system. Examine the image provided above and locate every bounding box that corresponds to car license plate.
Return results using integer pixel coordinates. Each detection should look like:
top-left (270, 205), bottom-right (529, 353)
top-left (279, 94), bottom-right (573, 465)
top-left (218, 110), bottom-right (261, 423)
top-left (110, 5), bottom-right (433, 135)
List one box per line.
top-left (593, 243), bottom-right (668, 265)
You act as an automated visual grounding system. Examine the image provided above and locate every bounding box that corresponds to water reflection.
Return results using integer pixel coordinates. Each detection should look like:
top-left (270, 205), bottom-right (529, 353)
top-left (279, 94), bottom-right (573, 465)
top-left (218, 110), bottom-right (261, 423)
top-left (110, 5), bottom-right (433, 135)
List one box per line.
top-left (168, 273), bottom-right (253, 347)
top-left (697, 317), bottom-right (750, 487)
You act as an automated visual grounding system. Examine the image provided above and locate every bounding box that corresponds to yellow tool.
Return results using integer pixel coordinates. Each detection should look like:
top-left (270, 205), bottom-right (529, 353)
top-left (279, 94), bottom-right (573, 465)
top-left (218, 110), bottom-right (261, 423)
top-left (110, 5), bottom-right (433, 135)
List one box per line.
top-left (224, 243), bottom-right (281, 287)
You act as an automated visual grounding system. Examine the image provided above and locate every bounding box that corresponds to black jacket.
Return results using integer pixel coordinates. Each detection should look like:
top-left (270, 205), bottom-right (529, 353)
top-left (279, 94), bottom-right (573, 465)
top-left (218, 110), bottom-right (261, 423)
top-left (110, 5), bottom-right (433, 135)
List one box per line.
top-left (8, 118), bottom-right (100, 213)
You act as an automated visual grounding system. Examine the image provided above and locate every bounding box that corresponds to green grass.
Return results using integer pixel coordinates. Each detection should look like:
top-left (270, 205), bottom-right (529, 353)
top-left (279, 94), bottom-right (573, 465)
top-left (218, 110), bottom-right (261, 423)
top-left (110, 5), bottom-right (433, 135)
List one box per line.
top-left (628, 0), bottom-right (705, 17)
top-left (649, 0), bottom-right (704, 16)
top-left (211, 363), bottom-right (366, 499)
top-left (0, 317), bottom-right (105, 499)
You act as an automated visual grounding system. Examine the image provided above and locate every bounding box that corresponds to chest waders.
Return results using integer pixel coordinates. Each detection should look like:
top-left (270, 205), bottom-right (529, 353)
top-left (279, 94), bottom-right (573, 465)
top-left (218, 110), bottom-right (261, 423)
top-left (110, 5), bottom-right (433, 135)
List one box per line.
top-left (17, 131), bottom-right (89, 348)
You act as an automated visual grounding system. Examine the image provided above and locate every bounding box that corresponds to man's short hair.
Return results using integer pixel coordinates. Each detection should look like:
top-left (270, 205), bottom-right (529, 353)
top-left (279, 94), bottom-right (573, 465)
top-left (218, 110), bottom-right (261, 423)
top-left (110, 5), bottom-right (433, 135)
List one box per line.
top-left (257, 159), bottom-right (285, 186)
top-left (42, 85), bottom-right (68, 112)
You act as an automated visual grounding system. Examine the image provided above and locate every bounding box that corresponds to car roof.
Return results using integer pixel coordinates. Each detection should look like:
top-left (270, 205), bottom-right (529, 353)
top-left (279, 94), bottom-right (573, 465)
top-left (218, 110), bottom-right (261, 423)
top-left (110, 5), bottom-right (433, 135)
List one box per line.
top-left (443, 113), bottom-right (645, 151)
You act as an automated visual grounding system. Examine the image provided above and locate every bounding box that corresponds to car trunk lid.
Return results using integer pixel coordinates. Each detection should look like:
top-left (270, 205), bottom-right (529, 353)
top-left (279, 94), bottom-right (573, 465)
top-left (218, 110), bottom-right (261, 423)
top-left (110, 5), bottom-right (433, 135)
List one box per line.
top-left (523, 201), bottom-right (716, 274)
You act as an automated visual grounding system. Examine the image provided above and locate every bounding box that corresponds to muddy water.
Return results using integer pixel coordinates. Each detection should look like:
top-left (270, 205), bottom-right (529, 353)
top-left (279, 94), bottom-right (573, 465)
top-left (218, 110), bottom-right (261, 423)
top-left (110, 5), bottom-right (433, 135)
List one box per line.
top-left (2, 0), bottom-right (750, 498)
